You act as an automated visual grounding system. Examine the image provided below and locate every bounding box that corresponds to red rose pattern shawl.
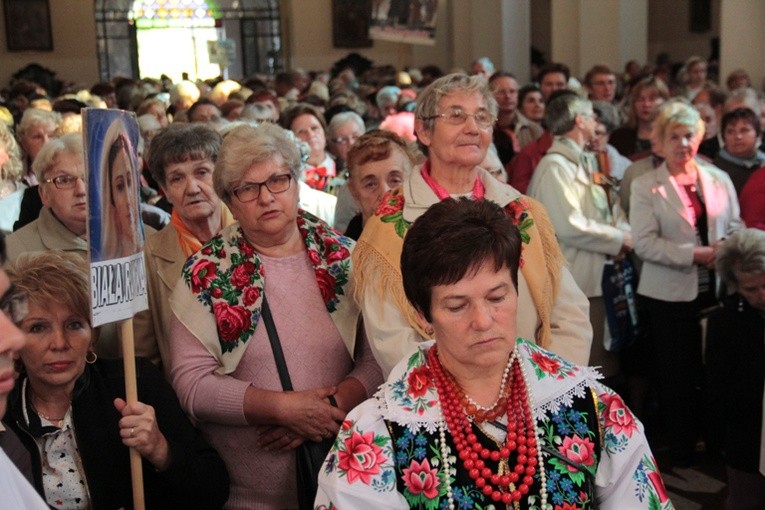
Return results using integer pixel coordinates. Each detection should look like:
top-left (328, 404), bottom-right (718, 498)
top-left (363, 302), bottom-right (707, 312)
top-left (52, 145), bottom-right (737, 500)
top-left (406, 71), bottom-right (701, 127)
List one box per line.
top-left (170, 210), bottom-right (359, 374)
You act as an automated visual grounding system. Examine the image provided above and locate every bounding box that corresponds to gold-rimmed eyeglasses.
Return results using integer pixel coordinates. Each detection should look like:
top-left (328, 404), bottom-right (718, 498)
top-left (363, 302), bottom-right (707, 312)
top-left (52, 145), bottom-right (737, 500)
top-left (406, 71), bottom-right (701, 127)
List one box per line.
top-left (42, 174), bottom-right (85, 190)
top-left (422, 106), bottom-right (496, 130)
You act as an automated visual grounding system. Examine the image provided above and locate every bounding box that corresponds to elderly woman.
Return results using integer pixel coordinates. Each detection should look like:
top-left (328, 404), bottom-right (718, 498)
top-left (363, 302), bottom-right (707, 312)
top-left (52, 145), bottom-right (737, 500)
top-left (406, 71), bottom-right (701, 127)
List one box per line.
top-left (282, 103), bottom-right (337, 192)
top-left (707, 229), bottom-right (765, 510)
top-left (327, 111), bottom-right (365, 233)
top-left (16, 108), bottom-right (60, 186)
top-left (343, 130), bottom-right (414, 239)
top-left (610, 76), bottom-right (669, 158)
top-left (353, 73), bottom-right (592, 377)
top-left (713, 107), bottom-right (765, 195)
top-left (681, 56), bottom-right (710, 101)
top-left (168, 122), bottom-right (382, 509)
top-left (133, 123), bottom-right (234, 369)
top-left (317, 198), bottom-right (671, 509)
top-left (5, 134), bottom-right (86, 264)
top-left (590, 100), bottom-right (633, 181)
top-left (0, 122), bottom-right (26, 233)
top-left (5, 250), bottom-right (229, 509)
top-left (630, 101), bottom-right (743, 466)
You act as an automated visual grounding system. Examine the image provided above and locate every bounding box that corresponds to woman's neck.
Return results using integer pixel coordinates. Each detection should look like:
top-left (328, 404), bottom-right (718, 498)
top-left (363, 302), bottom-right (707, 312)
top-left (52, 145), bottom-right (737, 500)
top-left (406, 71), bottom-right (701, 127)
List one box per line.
top-left (29, 382), bottom-right (74, 417)
top-left (441, 351), bottom-right (512, 408)
top-left (667, 160), bottom-right (698, 182)
top-left (184, 209), bottom-right (222, 244)
top-left (245, 223), bottom-right (304, 258)
top-left (306, 151), bottom-right (326, 168)
top-left (429, 160), bottom-right (479, 195)
top-left (637, 121), bottom-right (653, 138)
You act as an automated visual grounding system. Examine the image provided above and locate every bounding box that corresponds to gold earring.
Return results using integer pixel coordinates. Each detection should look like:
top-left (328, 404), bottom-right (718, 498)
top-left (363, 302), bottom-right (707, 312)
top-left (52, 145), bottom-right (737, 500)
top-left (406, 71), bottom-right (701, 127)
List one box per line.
top-left (425, 326), bottom-right (434, 337)
top-left (85, 351), bottom-right (98, 364)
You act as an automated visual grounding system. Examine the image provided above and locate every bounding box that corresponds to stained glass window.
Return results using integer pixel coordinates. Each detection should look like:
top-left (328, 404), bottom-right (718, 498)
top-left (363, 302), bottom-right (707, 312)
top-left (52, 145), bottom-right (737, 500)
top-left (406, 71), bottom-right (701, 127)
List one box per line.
top-left (129, 0), bottom-right (222, 28)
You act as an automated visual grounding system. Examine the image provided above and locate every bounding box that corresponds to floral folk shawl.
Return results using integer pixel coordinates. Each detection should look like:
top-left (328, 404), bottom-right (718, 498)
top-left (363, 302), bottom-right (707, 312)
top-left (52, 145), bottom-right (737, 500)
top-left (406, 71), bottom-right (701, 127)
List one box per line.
top-left (170, 210), bottom-right (358, 374)
top-left (352, 168), bottom-right (564, 348)
top-left (316, 339), bottom-right (673, 510)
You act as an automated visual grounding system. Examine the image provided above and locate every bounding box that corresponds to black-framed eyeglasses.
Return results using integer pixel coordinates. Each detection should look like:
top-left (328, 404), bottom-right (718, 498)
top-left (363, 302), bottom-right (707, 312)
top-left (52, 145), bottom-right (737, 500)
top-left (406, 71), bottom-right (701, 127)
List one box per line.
top-left (231, 174), bottom-right (293, 203)
top-left (422, 106), bottom-right (496, 130)
top-left (0, 285), bottom-right (28, 324)
top-left (42, 174), bottom-right (85, 190)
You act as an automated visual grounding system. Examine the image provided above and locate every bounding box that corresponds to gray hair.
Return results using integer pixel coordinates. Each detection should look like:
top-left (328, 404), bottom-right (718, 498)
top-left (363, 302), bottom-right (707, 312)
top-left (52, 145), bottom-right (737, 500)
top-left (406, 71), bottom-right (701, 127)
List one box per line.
top-left (376, 86), bottom-right (401, 111)
top-left (32, 133), bottom-right (83, 182)
top-left (214, 122), bottom-right (301, 204)
top-left (545, 94), bottom-right (593, 135)
top-left (472, 56), bottom-right (495, 75)
top-left (716, 228), bottom-right (765, 291)
top-left (725, 87), bottom-right (760, 113)
top-left (328, 111), bottom-right (365, 138)
top-left (591, 100), bottom-right (621, 133)
top-left (16, 108), bottom-right (61, 140)
top-left (147, 123), bottom-right (222, 186)
top-left (414, 73), bottom-right (498, 133)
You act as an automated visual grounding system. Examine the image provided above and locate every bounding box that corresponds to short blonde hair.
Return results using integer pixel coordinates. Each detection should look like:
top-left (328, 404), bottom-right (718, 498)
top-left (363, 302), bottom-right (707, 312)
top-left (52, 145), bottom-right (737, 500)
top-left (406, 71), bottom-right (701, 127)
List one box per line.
top-left (0, 122), bottom-right (23, 182)
top-left (32, 133), bottom-right (83, 183)
top-left (9, 250), bottom-right (91, 324)
top-left (16, 108), bottom-right (61, 141)
top-left (214, 122), bottom-right (301, 204)
top-left (652, 99), bottom-right (705, 143)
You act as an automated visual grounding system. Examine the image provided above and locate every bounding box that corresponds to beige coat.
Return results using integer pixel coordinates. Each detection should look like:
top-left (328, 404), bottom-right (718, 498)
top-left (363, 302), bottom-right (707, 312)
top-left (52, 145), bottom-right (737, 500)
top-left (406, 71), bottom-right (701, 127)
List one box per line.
top-left (5, 207), bottom-right (88, 265)
top-left (631, 160), bottom-right (743, 302)
top-left (133, 224), bottom-right (186, 372)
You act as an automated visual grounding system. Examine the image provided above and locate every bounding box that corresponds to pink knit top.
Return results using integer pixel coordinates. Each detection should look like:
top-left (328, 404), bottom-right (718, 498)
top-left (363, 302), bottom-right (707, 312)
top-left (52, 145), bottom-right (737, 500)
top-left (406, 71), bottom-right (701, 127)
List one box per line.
top-left (169, 250), bottom-right (382, 509)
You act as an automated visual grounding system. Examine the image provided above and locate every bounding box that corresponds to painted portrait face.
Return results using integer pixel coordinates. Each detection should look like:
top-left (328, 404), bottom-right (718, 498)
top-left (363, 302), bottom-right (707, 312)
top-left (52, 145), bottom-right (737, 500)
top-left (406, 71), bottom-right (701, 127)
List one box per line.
top-left (109, 141), bottom-right (140, 254)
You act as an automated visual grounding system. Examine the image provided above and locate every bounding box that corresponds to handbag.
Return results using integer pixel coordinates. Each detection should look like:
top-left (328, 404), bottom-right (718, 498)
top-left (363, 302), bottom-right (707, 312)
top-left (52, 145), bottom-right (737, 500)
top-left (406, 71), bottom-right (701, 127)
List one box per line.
top-left (601, 257), bottom-right (639, 352)
top-left (261, 295), bottom-right (334, 510)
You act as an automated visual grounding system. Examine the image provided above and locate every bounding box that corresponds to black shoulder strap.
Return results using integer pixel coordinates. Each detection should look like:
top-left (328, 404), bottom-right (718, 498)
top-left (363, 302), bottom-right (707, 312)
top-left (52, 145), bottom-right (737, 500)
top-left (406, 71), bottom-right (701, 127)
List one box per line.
top-left (261, 295), bottom-right (294, 392)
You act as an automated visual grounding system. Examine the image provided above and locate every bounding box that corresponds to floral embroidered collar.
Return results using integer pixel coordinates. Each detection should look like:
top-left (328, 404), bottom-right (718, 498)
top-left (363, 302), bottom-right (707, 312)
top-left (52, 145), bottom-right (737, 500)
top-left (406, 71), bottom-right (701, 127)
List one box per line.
top-left (377, 338), bottom-right (601, 434)
top-left (174, 210), bottom-right (356, 374)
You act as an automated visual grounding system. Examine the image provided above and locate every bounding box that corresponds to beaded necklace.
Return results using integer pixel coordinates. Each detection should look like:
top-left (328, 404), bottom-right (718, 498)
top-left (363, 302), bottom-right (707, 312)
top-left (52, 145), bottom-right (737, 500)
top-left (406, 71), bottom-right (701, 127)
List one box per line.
top-left (429, 344), bottom-right (549, 509)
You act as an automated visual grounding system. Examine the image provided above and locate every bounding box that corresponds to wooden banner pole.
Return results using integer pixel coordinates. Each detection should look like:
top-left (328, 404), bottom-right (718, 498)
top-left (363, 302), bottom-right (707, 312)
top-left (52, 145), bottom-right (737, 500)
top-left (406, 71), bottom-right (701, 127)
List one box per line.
top-left (120, 318), bottom-right (145, 510)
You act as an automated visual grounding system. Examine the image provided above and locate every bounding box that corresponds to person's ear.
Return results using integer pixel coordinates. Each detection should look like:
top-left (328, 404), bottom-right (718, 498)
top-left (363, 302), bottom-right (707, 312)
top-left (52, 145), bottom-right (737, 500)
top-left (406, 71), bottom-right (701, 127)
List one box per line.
top-left (414, 119), bottom-right (432, 148)
top-left (38, 182), bottom-right (51, 208)
top-left (414, 308), bottom-right (435, 338)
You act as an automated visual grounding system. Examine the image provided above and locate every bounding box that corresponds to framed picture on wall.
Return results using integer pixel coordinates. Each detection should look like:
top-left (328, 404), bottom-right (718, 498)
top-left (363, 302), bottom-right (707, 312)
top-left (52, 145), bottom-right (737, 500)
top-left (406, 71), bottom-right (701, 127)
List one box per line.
top-left (4, 0), bottom-right (53, 51)
top-left (332, 0), bottom-right (373, 48)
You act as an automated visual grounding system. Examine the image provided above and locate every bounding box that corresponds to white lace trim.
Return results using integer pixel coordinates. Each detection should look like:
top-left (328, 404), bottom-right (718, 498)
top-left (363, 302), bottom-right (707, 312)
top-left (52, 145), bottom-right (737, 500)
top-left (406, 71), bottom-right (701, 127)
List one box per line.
top-left (377, 339), bottom-right (602, 431)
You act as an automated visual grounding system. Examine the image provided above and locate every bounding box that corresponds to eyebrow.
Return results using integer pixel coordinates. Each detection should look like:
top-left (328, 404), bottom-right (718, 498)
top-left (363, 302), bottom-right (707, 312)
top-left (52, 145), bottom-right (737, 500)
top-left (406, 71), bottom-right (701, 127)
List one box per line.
top-left (440, 282), bottom-right (509, 301)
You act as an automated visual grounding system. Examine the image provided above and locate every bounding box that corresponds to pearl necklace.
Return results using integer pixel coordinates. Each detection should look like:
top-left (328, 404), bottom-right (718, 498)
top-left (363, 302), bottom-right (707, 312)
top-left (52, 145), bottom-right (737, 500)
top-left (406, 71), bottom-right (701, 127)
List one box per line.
top-left (432, 345), bottom-right (550, 509)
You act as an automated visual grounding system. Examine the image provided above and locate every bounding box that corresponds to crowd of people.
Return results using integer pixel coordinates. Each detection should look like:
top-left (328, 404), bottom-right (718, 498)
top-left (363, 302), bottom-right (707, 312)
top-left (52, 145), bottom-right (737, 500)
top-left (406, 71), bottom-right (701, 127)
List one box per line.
top-left (1, 51), bottom-right (765, 509)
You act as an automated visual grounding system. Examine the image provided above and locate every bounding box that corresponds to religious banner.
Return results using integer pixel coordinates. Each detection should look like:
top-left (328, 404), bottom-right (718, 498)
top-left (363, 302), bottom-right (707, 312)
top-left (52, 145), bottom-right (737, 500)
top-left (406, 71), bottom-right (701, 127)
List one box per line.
top-left (370, 0), bottom-right (439, 46)
top-left (84, 108), bottom-right (148, 327)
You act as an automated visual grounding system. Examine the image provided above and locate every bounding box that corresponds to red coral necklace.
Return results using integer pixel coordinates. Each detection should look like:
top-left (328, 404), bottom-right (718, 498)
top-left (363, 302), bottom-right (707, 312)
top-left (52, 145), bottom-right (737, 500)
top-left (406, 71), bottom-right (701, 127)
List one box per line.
top-left (428, 344), bottom-right (549, 507)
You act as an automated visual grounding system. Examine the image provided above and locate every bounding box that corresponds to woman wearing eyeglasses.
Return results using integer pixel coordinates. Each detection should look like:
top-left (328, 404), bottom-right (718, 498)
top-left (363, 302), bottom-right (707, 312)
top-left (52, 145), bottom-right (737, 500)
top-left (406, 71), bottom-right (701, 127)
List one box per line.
top-left (168, 122), bottom-right (382, 509)
top-left (353, 73), bottom-right (593, 377)
top-left (5, 134), bottom-right (87, 265)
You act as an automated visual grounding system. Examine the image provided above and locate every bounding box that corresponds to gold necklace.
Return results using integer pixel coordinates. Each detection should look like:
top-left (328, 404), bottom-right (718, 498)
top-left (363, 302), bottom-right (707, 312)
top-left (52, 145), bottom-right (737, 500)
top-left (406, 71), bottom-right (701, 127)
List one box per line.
top-left (29, 396), bottom-right (69, 427)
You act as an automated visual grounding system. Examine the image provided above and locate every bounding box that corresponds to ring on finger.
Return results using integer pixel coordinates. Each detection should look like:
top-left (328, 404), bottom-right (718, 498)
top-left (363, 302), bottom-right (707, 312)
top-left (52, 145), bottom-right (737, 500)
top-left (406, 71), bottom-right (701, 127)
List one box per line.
top-left (130, 427), bottom-right (135, 438)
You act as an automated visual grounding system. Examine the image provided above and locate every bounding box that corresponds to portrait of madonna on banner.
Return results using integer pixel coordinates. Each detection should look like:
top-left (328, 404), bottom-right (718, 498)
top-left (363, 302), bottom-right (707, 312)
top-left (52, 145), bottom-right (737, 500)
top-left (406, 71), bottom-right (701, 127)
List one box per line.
top-left (84, 108), bottom-right (148, 327)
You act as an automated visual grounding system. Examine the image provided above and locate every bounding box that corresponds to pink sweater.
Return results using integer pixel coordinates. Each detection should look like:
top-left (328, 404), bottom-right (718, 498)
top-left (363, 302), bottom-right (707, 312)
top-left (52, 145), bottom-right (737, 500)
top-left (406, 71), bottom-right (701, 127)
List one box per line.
top-left (169, 251), bottom-right (382, 509)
